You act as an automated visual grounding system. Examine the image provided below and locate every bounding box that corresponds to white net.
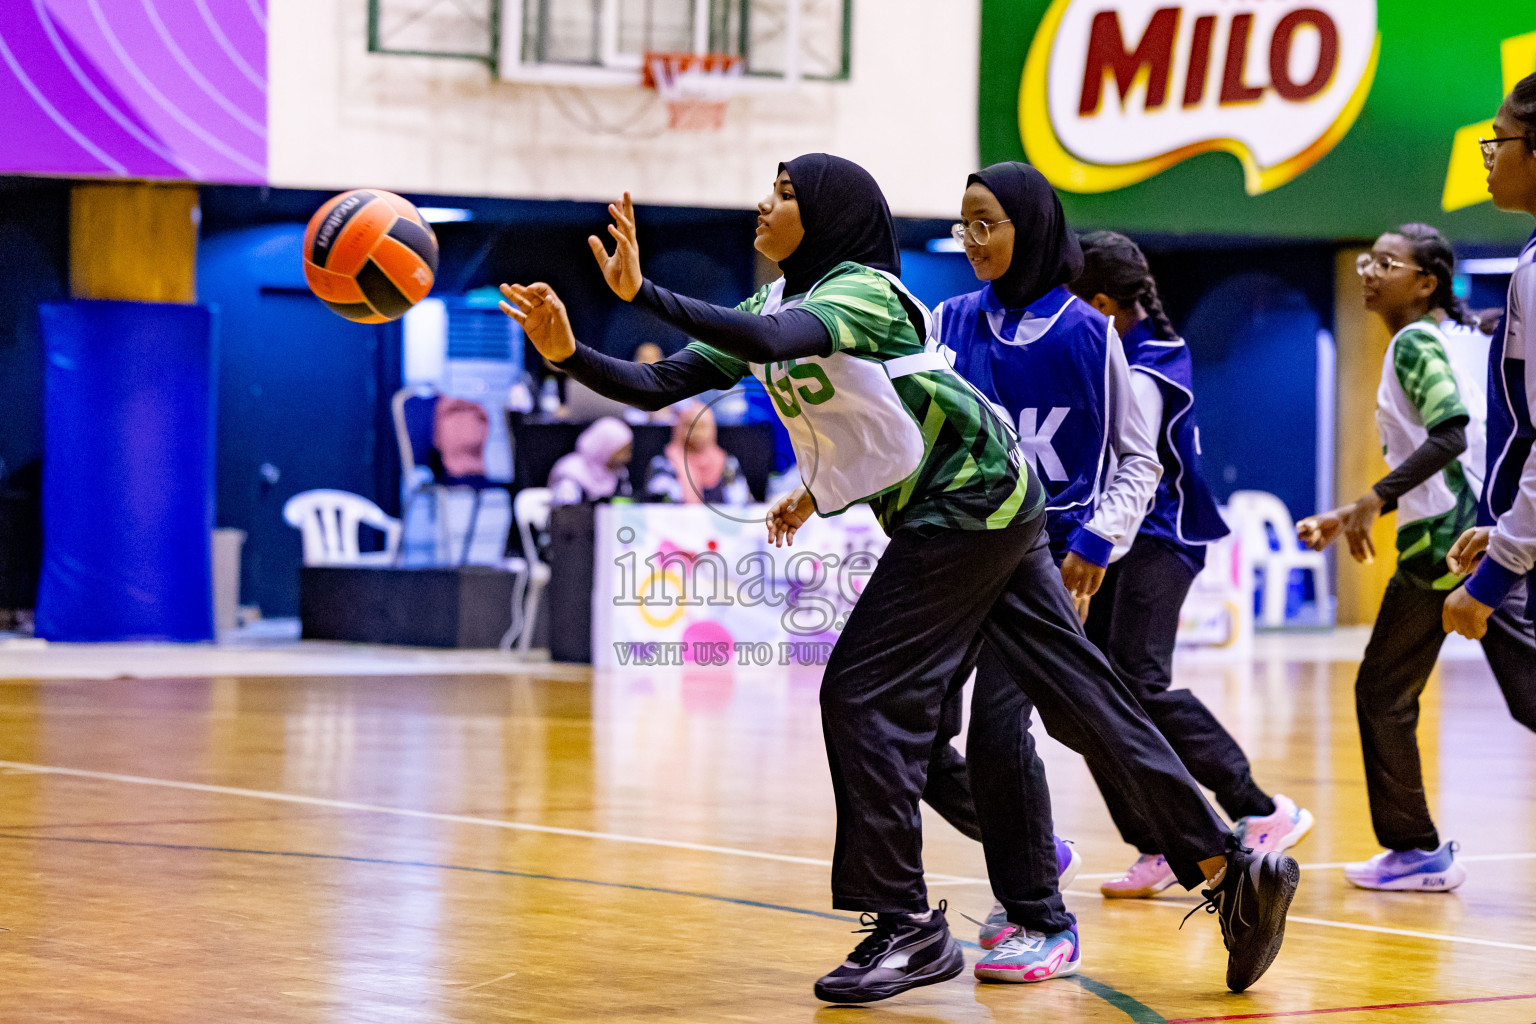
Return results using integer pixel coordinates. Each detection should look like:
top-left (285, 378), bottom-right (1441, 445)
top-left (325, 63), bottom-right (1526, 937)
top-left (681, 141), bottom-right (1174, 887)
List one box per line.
top-left (645, 52), bottom-right (745, 131)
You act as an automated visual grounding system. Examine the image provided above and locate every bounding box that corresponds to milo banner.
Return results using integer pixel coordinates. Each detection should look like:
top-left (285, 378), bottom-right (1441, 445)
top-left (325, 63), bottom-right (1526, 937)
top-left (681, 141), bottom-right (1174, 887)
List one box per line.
top-left (979, 1), bottom-right (1536, 242)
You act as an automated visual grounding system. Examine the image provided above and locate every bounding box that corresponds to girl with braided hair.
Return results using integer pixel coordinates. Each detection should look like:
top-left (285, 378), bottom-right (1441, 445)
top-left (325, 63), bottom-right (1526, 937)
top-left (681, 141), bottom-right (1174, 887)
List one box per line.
top-left (1068, 231), bottom-right (1313, 899)
top-left (1298, 221), bottom-right (1536, 890)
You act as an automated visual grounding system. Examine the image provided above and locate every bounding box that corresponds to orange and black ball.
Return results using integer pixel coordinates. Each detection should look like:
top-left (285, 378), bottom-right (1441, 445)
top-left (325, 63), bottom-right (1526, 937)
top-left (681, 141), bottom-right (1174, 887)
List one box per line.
top-left (302, 189), bottom-right (438, 323)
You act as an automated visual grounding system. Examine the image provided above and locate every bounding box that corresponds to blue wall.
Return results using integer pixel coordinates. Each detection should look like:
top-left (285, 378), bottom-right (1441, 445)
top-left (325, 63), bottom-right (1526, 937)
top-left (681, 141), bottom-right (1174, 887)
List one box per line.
top-left (899, 248), bottom-right (986, 312)
top-left (0, 180), bottom-right (68, 610)
top-left (0, 182), bottom-right (67, 482)
top-left (199, 223), bottom-right (402, 617)
top-left (1180, 273), bottom-right (1322, 518)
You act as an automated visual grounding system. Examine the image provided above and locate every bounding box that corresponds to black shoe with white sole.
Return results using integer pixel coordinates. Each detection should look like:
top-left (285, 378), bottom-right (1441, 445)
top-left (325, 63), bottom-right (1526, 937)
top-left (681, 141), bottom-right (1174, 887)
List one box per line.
top-left (813, 902), bottom-right (966, 1004)
top-left (1184, 849), bottom-right (1301, 992)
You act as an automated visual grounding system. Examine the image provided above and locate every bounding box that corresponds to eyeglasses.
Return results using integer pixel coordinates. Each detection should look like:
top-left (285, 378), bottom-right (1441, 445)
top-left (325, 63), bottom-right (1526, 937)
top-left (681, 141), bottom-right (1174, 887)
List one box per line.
top-left (951, 218), bottom-right (1011, 246)
top-left (1356, 252), bottom-right (1427, 277)
top-left (1480, 135), bottom-right (1528, 169)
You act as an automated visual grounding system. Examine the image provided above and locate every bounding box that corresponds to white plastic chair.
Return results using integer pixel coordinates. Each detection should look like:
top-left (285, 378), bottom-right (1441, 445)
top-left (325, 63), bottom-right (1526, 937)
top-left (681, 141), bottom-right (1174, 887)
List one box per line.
top-left (500, 487), bottom-right (553, 654)
top-left (1226, 490), bottom-right (1329, 628)
top-left (283, 490), bottom-right (402, 567)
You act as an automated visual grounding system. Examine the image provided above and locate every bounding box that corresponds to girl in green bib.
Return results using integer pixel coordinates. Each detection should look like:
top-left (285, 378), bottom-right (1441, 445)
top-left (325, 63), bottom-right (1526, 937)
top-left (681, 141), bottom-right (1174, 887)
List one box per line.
top-left (1299, 223), bottom-right (1536, 891)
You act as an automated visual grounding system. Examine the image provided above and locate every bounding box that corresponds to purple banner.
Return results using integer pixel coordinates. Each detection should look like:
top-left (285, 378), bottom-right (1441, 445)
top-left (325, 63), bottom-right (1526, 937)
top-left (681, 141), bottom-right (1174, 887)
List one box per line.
top-left (0, 0), bottom-right (266, 183)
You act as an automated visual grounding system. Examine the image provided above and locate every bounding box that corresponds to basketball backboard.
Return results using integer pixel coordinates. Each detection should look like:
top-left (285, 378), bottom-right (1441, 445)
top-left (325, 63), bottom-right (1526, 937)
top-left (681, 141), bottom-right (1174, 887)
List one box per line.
top-left (497, 0), bottom-right (849, 86)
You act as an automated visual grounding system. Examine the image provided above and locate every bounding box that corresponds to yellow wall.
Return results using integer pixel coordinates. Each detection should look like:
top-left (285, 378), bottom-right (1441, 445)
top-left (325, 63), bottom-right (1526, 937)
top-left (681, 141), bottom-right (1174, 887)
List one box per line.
top-left (70, 182), bottom-right (199, 304)
top-left (1333, 248), bottom-right (1398, 625)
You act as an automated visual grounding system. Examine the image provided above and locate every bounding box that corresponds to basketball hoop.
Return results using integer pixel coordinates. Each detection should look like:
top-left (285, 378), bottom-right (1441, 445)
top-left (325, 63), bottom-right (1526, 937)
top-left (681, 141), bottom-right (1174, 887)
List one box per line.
top-left (642, 52), bottom-right (745, 132)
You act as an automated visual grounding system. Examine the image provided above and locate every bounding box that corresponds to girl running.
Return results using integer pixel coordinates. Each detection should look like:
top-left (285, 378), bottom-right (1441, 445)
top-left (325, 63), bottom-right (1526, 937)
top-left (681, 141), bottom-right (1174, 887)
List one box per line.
top-left (499, 154), bottom-right (1297, 1002)
top-left (1445, 73), bottom-right (1536, 640)
top-left (929, 168), bottom-right (1309, 972)
top-left (1297, 221), bottom-right (1536, 890)
top-left (1070, 232), bottom-right (1312, 898)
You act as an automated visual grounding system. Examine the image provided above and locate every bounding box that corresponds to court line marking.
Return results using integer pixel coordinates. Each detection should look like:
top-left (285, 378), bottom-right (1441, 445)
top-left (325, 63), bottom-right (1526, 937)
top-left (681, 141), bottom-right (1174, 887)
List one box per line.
top-left (0, 760), bottom-right (988, 886)
top-left (1119, 893), bottom-right (1536, 954)
top-left (1052, 850), bottom-right (1536, 885)
top-left (1164, 990), bottom-right (1536, 1022)
top-left (0, 832), bottom-right (1166, 1024)
top-left (7, 762), bottom-right (1531, 954)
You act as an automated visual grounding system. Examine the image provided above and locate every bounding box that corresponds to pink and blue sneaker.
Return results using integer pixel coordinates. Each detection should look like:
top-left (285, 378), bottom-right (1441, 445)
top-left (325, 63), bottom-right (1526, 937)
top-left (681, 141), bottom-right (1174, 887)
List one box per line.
top-left (1233, 794), bottom-right (1314, 856)
top-left (1344, 841), bottom-right (1466, 892)
top-left (977, 836), bottom-right (1081, 949)
top-left (974, 924), bottom-right (1080, 983)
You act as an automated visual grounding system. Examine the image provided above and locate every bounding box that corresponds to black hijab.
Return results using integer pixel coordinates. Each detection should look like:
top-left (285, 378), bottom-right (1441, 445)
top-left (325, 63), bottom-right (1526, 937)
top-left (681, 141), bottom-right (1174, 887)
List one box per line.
top-left (967, 161), bottom-right (1082, 309)
top-left (777, 154), bottom-right (901, 297)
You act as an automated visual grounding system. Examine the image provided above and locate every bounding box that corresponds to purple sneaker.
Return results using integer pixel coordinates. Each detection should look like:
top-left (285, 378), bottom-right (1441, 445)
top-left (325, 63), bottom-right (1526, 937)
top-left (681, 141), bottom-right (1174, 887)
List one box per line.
top-left (1344, 841), bottom-right (1466, 892)
top-left (978, 836), bottom-right (1081, 949)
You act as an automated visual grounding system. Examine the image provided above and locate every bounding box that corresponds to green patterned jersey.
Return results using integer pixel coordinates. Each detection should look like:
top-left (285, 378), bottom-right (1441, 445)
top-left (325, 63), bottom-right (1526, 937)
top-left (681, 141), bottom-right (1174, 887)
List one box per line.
top-left (687, 262), bottom-right (1042, 534)
top-left (1381, 318), bottom-right (1477, 589)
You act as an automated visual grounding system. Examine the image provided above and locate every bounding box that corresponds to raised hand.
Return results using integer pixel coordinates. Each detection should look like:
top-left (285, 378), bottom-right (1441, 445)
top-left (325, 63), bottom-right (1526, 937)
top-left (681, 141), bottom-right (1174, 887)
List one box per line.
top-left (766, 486), bottom-right (815, 548)
top-left (499, 283), bottom-right (577, 363)
top-left (588, 192), bottom-right (643, 301)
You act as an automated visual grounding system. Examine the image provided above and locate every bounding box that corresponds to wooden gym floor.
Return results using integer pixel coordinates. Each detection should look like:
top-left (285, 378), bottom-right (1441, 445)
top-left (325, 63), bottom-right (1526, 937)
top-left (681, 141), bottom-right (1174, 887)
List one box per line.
top-left (1, 637), bottom-right (1534, 1023)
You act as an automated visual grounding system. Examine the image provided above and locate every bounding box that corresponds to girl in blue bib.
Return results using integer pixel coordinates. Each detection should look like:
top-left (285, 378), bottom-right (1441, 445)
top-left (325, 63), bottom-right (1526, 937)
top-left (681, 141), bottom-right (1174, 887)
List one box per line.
top-left (927, 165), bottom-right (1300, 988)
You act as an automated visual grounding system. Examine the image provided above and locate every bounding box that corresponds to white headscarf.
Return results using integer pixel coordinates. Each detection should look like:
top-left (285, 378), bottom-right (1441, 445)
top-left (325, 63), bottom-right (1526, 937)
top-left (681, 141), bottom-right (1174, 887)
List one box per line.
top-left (547, 417), bottom-right (633, 502)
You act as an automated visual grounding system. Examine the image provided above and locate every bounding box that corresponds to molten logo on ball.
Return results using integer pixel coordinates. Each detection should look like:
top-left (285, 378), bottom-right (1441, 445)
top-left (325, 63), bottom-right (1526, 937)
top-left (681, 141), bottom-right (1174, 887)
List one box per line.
top-left (1021, 0), bottom-right (1379, 195)
top-left (302, 189), bottom-right (440, 324)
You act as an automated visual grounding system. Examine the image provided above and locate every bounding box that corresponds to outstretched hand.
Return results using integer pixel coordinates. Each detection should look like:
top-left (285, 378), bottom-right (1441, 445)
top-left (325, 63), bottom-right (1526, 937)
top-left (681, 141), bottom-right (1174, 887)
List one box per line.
top-left (499, 283), bottom-right (577, 363)
top-left (588, 192), bottom-right (643, 301)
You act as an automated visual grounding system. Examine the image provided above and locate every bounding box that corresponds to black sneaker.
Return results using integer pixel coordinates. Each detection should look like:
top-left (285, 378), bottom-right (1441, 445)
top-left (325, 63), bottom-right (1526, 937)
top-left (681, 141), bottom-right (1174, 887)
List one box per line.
top-left (813, 902), bottom-right (966, 1004)
top-left (1184, 849), bottom-right (1301, 992)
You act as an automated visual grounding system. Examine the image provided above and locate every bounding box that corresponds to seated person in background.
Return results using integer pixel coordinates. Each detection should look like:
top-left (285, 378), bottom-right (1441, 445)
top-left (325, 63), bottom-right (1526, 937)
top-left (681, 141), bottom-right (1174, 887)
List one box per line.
top-left (434, 396), bottom-right (492, 479)
top-left (633, 341), bottom-right (664, 365)
top-left (644, 402), bottom-right (753, 505)
top-left (547, 417), bottom-right (634, 505)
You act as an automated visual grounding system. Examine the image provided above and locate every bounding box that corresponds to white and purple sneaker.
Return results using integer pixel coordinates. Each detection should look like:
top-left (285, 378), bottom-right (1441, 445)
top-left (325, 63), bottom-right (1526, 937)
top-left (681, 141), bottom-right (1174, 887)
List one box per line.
top-left (1344, 841), bottom-right (1466, 892)
top-left (974, 924), bottom-right (1080, 983)
top-left (1234, 794), bottom-right (1314, 856)
top-left (978, 837), bottom-right (1081, 949)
